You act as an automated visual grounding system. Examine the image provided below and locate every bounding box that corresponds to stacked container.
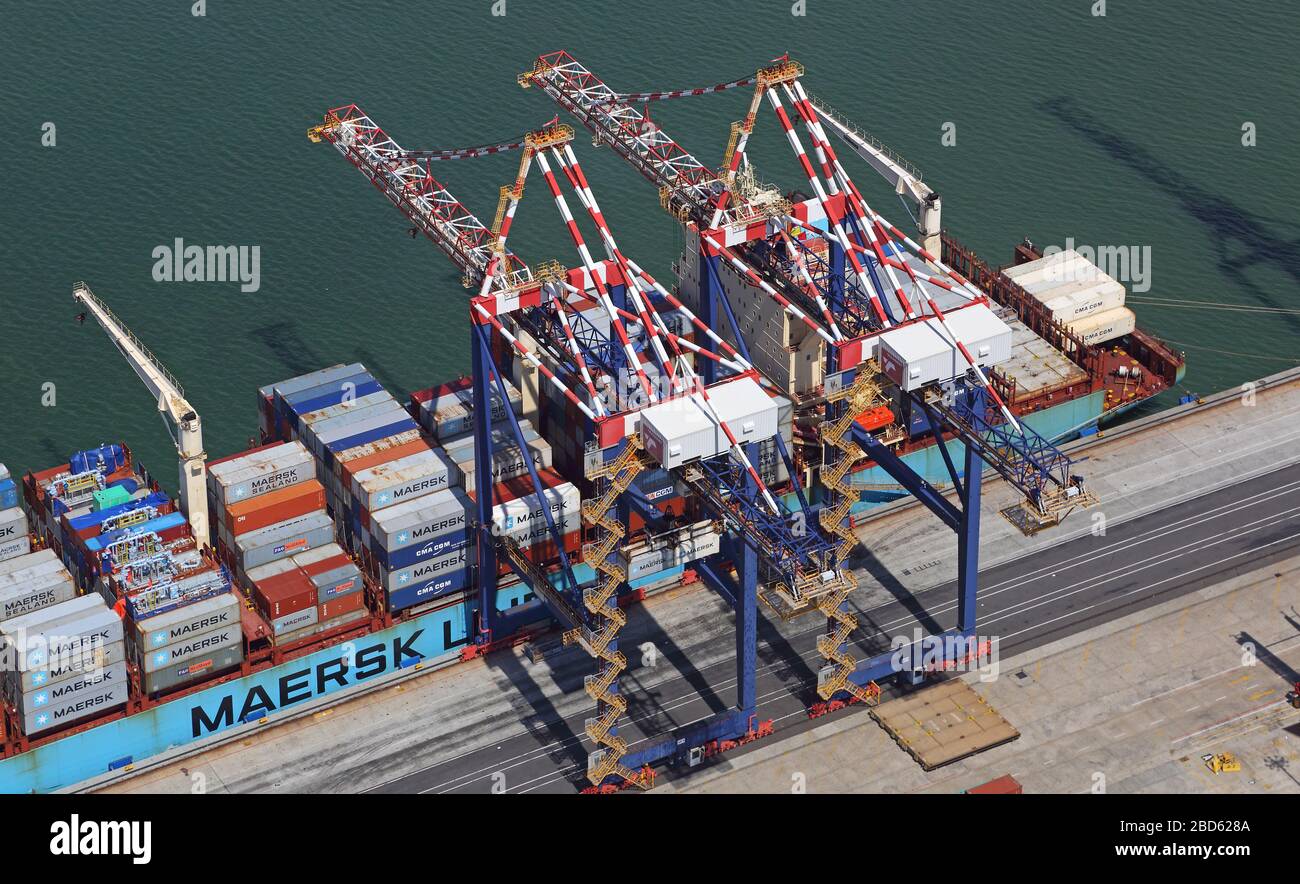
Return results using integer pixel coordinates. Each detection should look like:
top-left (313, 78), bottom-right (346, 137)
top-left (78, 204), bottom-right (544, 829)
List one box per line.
top-left (244, 543), bottom-right (367, 642)
top-left (0, 549), bottom-right (78, 624)
top-left (133, 591), bottom-right (244, 694)
top-left (1, 594), bottom-right (128, 736)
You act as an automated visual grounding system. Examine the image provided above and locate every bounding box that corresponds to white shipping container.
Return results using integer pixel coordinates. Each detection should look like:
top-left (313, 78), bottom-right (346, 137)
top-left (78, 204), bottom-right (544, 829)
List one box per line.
top-left (211, 449), bottom-right (316, 508)
top-left (0, 571), bottom-right (77, 621)
top-left (207, 441), bottom-right (307, 485)
top-left (0, 535), bottom-right (32, 564)
top-left (453, 438), bottom-right (554, 494)
top-left (491, 481), bottom-right (581, 545)
top-left (0, 556), bottom-right (69, 597)
top-left (24, 679), bottom-right (128, 736)
top-left (0, 549), bottom-right (56, 579)
top-left (16, 660), bottom-right (128, 717)
top-left (639, 376), bottom-right (778, 469)
top-left (4, 605), bottom-right (123, 671)
top-left (877, 303), bottom-right (1013, 392)
top-left (620, 522), bottom-right (721, 580)
top-left (1001, 249), bottom-right (1093, 288)
top-left (370, 486), bottom-right (472, 551)
top-left (236, 511), bottom-right (335, 572)
top-left (0, 507), bottom-right (28, 547)
top-left (352, 449), bottom-right (459, 513)
top-left (141, 621), bottom-right (241, 673)
top-left (1067, 307), bottom-right (1137, 345)
top-left (18, 637), bottom-right (126, 693)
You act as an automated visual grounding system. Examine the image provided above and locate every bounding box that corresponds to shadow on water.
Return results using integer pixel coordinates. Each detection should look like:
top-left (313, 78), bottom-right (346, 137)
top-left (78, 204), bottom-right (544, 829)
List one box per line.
top-left (1039, 96), bottom-right (1300, 339)
top-left (249, 321), bottom-right (324, 377)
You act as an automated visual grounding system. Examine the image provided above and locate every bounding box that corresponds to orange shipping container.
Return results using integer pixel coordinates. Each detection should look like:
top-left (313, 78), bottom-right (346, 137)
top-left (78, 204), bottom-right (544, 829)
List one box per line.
top-left (225, 479), bottom-right (325, 536)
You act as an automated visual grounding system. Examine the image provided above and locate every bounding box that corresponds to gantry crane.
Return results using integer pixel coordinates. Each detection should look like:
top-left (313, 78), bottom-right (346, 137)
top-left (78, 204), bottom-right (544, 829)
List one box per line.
top-left (310, 99), bottom-right (857, 787)
top-left (72, 282), bottom-right (209, 542)
top-left (522, 51), bottom-right (1098, 686)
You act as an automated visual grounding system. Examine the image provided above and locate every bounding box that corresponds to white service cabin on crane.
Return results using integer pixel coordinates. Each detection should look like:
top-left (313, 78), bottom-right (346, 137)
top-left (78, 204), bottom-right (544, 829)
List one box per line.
top-left (72, 282), bottom-right (209, 542)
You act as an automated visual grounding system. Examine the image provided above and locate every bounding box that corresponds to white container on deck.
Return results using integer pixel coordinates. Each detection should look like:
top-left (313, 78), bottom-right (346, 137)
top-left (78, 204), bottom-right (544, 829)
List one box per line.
top-left (1067, 307), bottom-right (1137, 345)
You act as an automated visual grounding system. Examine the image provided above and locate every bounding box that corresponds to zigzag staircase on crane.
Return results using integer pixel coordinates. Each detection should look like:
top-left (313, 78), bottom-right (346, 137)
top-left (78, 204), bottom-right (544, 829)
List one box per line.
top-left (812, 363), bottom-right (894, 705)
top-left (564, 434), bottom-right (655, 790)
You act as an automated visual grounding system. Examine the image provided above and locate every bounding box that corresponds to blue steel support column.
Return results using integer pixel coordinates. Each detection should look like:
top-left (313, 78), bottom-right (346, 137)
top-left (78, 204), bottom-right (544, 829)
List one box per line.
top-left (736, 443), bottom-right (759, 713)
top-left (958, 439), bottom-right (982, 635)
top-left (470, 321), bottom-right (498, 644)
top-left (698, 241), bottom-right (721, 386)
top-left (828, 239), bottom-right (846, 309)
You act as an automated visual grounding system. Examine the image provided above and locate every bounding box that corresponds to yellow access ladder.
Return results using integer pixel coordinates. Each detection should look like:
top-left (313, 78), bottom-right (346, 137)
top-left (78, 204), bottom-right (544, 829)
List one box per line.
top-left (565, 435), bottom-right (655, 789)
top-left (813, 362), bottom-right (896, 704)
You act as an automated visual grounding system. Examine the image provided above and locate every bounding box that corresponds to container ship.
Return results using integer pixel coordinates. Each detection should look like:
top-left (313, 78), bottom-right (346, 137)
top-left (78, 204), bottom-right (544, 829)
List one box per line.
top-left (0, 53), bottom-right (1187, 793)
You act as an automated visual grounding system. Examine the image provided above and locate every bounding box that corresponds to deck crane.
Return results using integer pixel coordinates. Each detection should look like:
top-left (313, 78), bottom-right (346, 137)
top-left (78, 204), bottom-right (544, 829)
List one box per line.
top-left (72, 281), bottom-right (209, 542)
top-left (309, 105), bottom-right (851, 788)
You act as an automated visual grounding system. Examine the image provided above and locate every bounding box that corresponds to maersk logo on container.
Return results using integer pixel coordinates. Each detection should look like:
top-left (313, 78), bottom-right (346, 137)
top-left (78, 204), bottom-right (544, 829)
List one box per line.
top-left (151, 237), bottom-right (261, 293)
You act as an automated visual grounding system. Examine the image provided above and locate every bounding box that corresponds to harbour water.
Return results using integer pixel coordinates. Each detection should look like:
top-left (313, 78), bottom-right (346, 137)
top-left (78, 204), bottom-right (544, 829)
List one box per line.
top-left (3, 0), bottom-right (1297, 492)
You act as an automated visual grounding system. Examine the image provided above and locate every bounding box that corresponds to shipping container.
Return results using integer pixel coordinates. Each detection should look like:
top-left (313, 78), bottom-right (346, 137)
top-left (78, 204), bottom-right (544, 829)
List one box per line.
top-left (467, 470), bottom-right (582, 547)
top-left (318, 590), bottom-right (366, 621)
top-left (143, 642), bottom-right (243, 695)
top-left (2, 603), bottom-right (123, 671)
top-left (386, 569), bottom-right (469, 612)
top-left (15, 661), bottom-right (128, 718)
top-left (224, 479), bottom-right (325, 537)
top-left (209, 447), bottom-right (315, 508)
top-left (0, 535), bottom-right (32, 563)
top-left (24, 679), bottom-right (128, 736)
top-left (0, 570), bottom-right (77, 621)
top-left (252, 569), bottom-right (317, 620)
top-left (1067, 306), bottom-right (1137, 345)
top-left (351, 449), bottom-right (458, 515)
top-left (0, 507), bottom-right (29, 548)
top-left (18, 638), bottom-right (126, 693)
top-left (271, 605), bottom-right (318, 636)
top-left (378, 545), bottom-right (468, 593)
top-left (134, 592), bottom-right (240, 652)
top-left (140, 622), bottom-right (241, 674)
top-left (235, 511), bottom-right (335, 572)
top-left (1001, 249), bottom-right (1092, 288)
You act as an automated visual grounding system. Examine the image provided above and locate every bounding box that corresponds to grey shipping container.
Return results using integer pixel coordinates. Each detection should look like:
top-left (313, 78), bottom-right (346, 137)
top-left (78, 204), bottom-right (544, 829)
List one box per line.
top-left (271, 605), bottom-right (318, 636)
top-left (369, 486), bottom-right (471, 551)
top-left (276, 607), bottom-right (367, 646)
top-left (141, 622), bottom-right (241, 674)
top-left (24, 679), bottom-right (128, 736)
top-left (1, 535), bottom-right (34, 564)
top-left (143, 642), bottom-right (243, 694)
top-left (236, 511), bottom-right (335, 572)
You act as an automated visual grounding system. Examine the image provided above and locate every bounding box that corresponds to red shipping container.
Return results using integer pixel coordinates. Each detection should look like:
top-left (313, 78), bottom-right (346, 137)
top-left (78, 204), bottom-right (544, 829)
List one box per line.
top-left (967, 775), bottom-right (1023, 795)
top-left (298, 553), bottom-right (354, 579)
top-left (253, 569), bottom-right (317, 620)
top-left (318, 590), bottom-right (366, 621)
top-left (225, 479), bottom-right (325, 536)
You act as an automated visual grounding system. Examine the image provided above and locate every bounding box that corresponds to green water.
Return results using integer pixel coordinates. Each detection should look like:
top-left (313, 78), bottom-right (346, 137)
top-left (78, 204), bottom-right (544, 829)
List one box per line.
top-left (3, 0), bottom-right (1297, 492)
